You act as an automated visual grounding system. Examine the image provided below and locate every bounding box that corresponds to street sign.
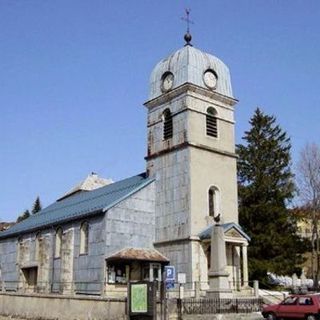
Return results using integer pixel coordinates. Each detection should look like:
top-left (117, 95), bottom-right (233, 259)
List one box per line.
top-left (178, 272), bottom-right (186, 284)
top-left (166, 280), bottom-right (175, 290)
top-left (164, 266), bottom-right (175, 281)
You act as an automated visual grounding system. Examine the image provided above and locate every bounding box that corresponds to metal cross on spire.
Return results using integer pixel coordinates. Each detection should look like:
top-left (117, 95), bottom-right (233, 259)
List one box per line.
top-left (181, 8), bottom-right (194, 46)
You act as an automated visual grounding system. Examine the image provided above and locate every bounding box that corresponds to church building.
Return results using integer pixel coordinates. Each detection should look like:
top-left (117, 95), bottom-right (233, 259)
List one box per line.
top-left (0, 32), bottom-right (249, 296)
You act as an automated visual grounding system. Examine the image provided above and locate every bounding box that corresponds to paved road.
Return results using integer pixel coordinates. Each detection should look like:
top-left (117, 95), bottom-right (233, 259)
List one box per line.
top-left (0, 314), bottom-right (265, 320)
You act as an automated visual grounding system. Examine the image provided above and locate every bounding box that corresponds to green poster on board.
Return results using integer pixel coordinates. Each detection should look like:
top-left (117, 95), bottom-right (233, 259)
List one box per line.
top-left (131, 283), bottom-right (148, 313)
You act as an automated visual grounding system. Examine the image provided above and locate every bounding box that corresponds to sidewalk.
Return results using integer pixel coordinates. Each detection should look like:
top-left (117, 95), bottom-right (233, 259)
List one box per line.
top-left (180, 313), bottom-right (264, 320)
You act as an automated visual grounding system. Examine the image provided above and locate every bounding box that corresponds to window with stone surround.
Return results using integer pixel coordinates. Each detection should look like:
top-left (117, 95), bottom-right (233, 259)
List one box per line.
top-left (80, 221), bottom-right (89, 255)
top-left (55, 227), bottom-right (63, 258)
top-left (35, 232), bottom-right (41, 261)
top-left (208, 186), bottom-right (220, 217)
top-left (206, 107), bottom-right (218, 138)
top-left (17, 236), bottom-right (23, 261)
top-left (163, 108), bottom-right (173, 140)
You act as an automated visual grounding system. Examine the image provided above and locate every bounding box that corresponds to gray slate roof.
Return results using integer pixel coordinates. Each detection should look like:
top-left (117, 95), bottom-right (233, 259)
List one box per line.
top-left (199, 222), bottom-right (251, 241)
top-left (149, 45), bottom-right (233, 100)
top-left (0, 173), bottom-right (153, 239)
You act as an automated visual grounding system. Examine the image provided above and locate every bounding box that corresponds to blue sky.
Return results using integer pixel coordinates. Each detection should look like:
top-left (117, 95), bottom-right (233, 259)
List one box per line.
top-left (1, 1), bottom-right (319, 222)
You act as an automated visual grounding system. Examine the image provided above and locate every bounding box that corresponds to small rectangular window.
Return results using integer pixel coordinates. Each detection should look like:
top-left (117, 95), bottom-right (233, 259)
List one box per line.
top-left (107, 263), bottom-right (128, 284)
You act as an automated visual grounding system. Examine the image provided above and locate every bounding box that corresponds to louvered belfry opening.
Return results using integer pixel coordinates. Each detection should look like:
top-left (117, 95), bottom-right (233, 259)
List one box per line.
top-left (206, 107), bottom-right (218, 138)
top-left (163, 109), bottom-right (173, 140)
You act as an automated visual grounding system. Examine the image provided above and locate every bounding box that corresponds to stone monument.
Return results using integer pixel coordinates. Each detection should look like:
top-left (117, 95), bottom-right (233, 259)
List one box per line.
top-left (207, 216), bottom-right (233, 298)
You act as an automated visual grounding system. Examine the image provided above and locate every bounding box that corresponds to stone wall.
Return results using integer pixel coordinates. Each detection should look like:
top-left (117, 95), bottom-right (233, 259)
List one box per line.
top-left (0, 292), bottom-right (126, 320)
top-left (0, 292), bottom-right (263, 320)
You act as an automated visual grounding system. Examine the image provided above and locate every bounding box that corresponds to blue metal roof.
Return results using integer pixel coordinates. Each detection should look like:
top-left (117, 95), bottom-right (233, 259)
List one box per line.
top-left (199, 222), bottom-right (251, 241)
top-left (0, 173), bottom-right (154, 239)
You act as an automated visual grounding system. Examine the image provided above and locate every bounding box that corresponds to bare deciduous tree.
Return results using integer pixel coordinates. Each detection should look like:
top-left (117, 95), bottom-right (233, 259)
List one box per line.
top-left (297, 143), bottom-right (320, 288)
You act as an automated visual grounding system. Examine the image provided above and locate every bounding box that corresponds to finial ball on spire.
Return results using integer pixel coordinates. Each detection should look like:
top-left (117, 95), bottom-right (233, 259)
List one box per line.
top-left (184, 32), bottom-right (192, 45)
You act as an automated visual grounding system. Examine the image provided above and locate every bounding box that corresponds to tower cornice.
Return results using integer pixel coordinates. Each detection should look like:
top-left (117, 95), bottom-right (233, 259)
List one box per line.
top-left (145, 141), bottom-right (238, 161)
top-left (144, 83), bottom-right (238, 110)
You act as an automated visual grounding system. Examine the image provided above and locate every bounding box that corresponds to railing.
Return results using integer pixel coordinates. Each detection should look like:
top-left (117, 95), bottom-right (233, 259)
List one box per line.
top-left (162, 280), bottom-right (255, 299)
top-left (181, 297), bottom-right (264, 314)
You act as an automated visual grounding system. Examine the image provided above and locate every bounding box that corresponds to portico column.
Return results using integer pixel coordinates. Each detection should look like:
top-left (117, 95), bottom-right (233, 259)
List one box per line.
top-left (242, 244), bottom-right (249, 287)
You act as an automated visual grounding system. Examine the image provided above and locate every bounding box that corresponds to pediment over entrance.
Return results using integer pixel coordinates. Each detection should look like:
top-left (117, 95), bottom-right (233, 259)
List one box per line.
top-left (225, 227), bottom-right (244, 239)
top-left (199, 222), bottom-right (250, 245)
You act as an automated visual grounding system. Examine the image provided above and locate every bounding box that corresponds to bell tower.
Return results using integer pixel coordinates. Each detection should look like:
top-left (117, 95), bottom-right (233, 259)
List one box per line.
top-left (144, 33), bottom-right (238, 283)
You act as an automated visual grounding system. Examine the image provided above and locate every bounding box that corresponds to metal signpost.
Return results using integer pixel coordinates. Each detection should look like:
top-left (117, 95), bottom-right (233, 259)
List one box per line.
top-left (164, 266), bottom-right (175, 289)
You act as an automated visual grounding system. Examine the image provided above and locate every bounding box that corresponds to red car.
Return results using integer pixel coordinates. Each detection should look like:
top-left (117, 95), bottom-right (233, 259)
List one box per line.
top-left (262, 294), bottom-right (320, 320)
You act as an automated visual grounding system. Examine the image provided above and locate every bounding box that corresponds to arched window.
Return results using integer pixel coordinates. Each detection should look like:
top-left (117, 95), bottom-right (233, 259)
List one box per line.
top-left (206, 107), bottom-right (218, 138)
top-left (163, 109), bottom-right (173, 140)
top-left (80, 222), bottom-right (89, 255)
top-left (55, 227), bottom-right (63, 258)
top-left (35, 232), bottom-right (41, 261)
top-left (17, 236), bottom-right (23, 261)
top-left (208, 186), bottom-right (220, 217)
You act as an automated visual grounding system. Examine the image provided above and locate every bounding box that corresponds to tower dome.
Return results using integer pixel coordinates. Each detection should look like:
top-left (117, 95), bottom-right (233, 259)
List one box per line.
top-left (148, 45), bottom-right (234, 101)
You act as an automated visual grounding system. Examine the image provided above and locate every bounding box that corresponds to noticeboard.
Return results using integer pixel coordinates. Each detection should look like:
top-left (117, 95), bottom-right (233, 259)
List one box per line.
top-left (131, 283), bottom-right (148, 313)
top-left (129, 281), bottom-right (156, 317)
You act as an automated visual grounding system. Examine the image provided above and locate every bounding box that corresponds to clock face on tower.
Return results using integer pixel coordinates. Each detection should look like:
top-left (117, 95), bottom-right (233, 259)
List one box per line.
top-left (161, 72), bottom-right (174, 92)
top-left (203, 70), bottom-right (217, 89)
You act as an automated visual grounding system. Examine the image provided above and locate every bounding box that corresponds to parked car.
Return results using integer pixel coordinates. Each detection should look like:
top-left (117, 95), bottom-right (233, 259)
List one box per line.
top-left (262, 294), bottom-right (320, 320)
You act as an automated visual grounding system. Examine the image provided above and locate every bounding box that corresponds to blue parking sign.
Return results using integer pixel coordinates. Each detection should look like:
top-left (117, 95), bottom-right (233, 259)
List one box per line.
top-left (166, 280), bottom-right (175, 290)
top-left (165, 266), bottom-right (175, 281)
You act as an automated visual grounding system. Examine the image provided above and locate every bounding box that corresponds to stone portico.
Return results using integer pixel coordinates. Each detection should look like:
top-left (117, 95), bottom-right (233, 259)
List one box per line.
top-left (198, 223), bottom-right (250, 291)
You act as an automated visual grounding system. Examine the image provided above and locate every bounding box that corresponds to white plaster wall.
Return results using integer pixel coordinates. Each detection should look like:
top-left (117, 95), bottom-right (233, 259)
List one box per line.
top-left (60, 228), bottom-right (74, 293)
top-left (189, 147), bottom-right (238, 236)
top-left (198, 243), bottom-right (209, 287)
top-left (186, 93), bottom-right (235, 154)
top-left (37, 232), bottom-right (52, 292)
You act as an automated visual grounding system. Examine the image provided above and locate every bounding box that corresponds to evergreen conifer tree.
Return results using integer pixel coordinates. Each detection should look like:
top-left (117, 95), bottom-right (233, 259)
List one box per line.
top-left (31, 196), bottom-right (42, 214)
top-left (16, 210), bottom-right (30, 223)
top-left (237, 108), bottom-right (305, 283)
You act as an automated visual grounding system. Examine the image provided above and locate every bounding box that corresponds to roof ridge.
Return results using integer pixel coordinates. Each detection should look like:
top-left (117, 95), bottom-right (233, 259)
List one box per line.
top-left (35, 173), bottom-right (148, 216)
top-left (38, 182), bottom-right (145, 217)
